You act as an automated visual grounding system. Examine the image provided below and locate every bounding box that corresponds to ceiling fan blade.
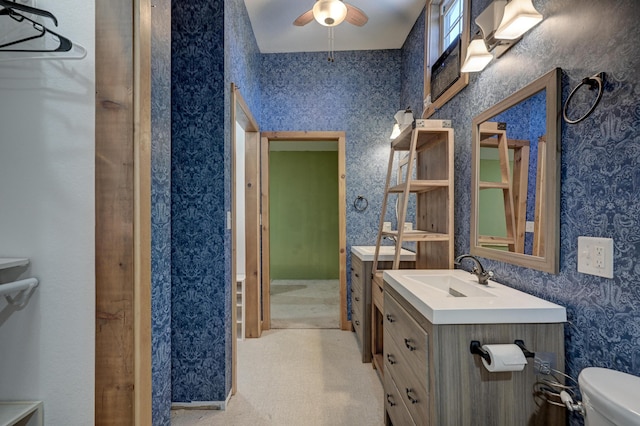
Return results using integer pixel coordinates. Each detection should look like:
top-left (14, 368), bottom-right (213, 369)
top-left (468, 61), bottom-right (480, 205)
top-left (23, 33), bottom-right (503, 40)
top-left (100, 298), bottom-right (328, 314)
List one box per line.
top-left (293, 9), bottom-right (314, 26)
top-left (344, 3), bottom-right (368, 26)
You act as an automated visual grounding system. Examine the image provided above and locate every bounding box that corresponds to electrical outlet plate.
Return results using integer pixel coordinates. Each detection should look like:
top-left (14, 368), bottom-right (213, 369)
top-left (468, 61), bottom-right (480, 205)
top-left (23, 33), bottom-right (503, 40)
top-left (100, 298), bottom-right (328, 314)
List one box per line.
top-left (577, 236), bottom-right (614, 278)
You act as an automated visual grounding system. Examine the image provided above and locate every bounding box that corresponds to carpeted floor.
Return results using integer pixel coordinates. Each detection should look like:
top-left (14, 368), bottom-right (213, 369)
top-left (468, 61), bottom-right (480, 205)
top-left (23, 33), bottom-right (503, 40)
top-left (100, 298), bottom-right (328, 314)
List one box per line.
top-left (170, 329), bottom-right (384, 426)
top-left (270, 280), bottom-right (340, 329)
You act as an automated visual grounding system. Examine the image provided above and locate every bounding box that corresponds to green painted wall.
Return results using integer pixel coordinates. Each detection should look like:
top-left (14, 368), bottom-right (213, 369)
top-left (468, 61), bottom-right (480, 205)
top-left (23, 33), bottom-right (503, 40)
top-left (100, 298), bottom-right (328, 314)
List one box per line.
top-left (479, 159), bottom-right (508, 246)
top-left (269, 151), bottom-right (339, 279)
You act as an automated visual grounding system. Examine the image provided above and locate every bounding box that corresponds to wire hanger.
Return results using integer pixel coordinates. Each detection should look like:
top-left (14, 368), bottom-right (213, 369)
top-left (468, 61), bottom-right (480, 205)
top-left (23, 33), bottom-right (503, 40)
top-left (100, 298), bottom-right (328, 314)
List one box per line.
top-left (0, 0), bottom-right (58, 25)
top-left (0, 0), bottom-right (86, 60)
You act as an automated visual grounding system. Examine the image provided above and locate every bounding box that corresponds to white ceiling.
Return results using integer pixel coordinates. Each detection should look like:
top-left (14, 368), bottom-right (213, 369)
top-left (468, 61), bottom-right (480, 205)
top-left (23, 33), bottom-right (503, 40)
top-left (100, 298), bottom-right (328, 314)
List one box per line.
top-left (243, 0), bottom-right (426, 53)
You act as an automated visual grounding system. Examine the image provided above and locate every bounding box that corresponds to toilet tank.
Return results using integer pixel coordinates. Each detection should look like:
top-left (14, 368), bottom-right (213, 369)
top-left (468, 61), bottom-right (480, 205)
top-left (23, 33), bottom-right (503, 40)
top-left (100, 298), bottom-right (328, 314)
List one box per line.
top-left (579, 367), bottom-right (640, 426)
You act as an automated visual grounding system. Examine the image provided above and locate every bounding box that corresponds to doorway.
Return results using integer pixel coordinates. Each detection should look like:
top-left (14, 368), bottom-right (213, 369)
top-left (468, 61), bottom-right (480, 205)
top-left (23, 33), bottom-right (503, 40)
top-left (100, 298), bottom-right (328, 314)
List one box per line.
top-left (231, 83), bottom-right (260, 394)
top-left (260, 132), bottom-right (347, 331)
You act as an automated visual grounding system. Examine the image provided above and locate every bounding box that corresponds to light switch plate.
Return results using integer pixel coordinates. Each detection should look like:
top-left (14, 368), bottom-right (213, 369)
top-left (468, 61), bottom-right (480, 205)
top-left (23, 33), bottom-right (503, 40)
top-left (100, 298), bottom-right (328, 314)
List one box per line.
top-left (578, 236), bottom-right (613, 278)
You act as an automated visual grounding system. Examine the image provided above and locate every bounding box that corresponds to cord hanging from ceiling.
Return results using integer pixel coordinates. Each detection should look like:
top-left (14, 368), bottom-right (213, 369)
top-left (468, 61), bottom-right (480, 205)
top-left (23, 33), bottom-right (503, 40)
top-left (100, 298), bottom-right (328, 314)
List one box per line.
top-left (327, 27), bottom-right (335, 62)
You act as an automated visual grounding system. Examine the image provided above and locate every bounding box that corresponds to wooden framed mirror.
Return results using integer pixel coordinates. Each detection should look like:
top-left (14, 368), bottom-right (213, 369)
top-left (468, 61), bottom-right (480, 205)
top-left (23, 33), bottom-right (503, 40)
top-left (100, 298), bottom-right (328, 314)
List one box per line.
top-left (471, 68), bottom-right (561, 273)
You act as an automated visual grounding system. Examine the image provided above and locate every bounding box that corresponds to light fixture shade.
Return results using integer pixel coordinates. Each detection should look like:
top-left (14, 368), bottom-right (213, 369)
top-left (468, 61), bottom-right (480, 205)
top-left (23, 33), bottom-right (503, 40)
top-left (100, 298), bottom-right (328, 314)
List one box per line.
top-left (390, 123), bottom-right (401, 140)
top-left (313, 0), bottom-right (348, 27)
top-left (495, 0), bottom-right (543, 40)
top-left (461, 39), bottom-right (493, 73)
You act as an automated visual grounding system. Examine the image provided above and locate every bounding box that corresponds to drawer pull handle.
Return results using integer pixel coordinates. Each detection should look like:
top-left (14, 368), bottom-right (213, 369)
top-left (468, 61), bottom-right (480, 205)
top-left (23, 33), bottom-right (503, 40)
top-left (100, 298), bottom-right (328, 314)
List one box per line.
top-left (386, 353), bottom-right (396, 365)
top-left (355, 296), bottom-right (360, 302)
top-left (405, 388), bottom-right (419, 404)
top-left (386, 393), bottom-right (396, 407)
top-left (404, 338), bottom-right (416, 351)
top-left (355, 320), bottom-right (360, 326)
top-left (386, 314), bottom-right (395, 323)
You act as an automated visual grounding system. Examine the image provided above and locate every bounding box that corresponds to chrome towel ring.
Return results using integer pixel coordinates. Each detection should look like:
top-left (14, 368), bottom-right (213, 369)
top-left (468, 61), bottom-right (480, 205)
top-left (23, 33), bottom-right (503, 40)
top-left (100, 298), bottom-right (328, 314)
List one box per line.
top-left (563, 72), bottom-right (605, 124)
top-left (353, 195), bottom-right (368, 212)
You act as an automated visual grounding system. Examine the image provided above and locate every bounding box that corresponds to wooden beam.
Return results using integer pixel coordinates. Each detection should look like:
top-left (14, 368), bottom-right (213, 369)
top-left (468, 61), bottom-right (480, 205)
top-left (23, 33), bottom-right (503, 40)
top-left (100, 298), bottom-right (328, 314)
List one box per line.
top-left (95, 0), bottom-right (151, 424)
top-left (134, 0), bottom-right (152, 423)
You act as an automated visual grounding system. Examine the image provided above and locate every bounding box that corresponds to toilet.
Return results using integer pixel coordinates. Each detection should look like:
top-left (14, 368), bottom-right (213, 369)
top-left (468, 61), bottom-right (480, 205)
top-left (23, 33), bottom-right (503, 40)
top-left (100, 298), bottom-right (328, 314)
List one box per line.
top-left (578, 367), bottom-right (640, 426)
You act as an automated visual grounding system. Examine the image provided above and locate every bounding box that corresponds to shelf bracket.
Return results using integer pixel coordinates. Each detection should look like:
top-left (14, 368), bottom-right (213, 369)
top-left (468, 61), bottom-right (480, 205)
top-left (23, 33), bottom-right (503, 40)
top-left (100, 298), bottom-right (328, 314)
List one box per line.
top-left (1, 277), bottom-right (39, 309)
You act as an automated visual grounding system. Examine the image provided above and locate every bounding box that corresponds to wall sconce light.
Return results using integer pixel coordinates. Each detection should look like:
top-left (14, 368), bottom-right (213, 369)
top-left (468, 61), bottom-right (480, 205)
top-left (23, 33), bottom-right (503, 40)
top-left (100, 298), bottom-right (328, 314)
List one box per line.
top-left (461, 0), bottom-right (543, 73)
top-left (390, 108), bottom-right (414, 140)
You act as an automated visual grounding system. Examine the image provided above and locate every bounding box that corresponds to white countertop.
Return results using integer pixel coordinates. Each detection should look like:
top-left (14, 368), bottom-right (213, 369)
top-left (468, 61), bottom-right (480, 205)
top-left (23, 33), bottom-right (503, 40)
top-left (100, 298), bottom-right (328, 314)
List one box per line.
top-left (351, 246), bottom-right (416, 262)
top-left (384, 269), bottom-right (567, 325)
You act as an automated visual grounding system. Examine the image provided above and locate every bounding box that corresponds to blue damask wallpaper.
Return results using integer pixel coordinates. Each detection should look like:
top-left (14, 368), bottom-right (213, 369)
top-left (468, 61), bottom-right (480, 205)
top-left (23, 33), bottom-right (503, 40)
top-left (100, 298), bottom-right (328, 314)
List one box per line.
top-left (151, 0), bottom-right (172, 423)
top-left (171, 0), bottom-right (228, 403)
top-left (401, 8), bottom-right (426, 118)
top-left (167, 0), bottom-right (262, 409)
top-left (431, 1), bottom-right (640, 423)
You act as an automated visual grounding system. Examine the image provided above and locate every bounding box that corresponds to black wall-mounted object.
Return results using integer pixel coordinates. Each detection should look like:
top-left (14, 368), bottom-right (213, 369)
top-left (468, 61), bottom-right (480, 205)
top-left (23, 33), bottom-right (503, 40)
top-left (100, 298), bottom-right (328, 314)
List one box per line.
top-left (430, 35), bottom-right (462, 102)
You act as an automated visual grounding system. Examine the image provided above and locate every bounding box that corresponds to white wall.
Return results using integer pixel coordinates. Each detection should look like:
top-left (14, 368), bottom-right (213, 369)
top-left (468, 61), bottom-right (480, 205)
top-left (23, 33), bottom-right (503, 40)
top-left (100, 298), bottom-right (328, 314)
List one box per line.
top-left (235, 121), bottom-right (246, 276)
top-left (0, 1), bottom-right (95, 424)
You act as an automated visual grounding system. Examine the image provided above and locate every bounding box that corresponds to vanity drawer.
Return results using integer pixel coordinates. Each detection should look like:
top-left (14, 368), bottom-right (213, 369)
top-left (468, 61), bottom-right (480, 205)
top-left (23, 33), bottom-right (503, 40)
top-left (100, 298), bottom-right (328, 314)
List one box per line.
top-left (351, 256), bottom-right (363, 287)
top-left (383, 292), bottom-right (428, 390)
top-left (384, 369), bottom-right (417, 426)
top-left (384, 339), bottom-right (429, 424)
top-left (372, 273), bottom-right (384, 310)
top-left (352, 306), bottom-right (364, 339)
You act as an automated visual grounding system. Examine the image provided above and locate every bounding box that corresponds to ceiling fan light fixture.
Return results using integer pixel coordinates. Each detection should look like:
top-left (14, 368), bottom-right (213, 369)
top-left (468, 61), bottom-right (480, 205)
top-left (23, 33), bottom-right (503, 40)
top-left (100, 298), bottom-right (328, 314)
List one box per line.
top-left (313, 0), bottom-right (348, 27)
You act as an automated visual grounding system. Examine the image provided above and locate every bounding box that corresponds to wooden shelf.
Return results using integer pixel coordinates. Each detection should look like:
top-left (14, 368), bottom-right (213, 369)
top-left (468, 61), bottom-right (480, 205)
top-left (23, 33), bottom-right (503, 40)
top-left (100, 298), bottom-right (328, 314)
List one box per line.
top-left (391, 127), bottom-right (452, 151)
top-left (0, 258), bottom-right (29, 270)
top-left (388, 180), bottom-right (449, 193)
top-left (381, 230), bottom-right (450, 242)
top-left (479, 181), bottom-right (510, 189)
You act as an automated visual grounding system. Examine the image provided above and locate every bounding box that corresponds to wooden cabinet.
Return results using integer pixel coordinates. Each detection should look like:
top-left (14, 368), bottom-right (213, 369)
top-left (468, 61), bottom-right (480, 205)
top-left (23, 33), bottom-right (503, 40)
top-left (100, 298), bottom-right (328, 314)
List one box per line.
top-left (383, 282), bottom-right (565, 426)
top-left (350, 247), bottom-right (414, 364)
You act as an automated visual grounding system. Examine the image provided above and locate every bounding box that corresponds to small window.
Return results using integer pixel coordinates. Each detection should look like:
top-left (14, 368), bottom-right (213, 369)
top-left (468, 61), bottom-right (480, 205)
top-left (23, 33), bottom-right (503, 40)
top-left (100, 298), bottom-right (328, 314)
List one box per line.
top-left (423, 0), bottom-right (470, 118)
top-left (441, 0), bottom-right (463, 52)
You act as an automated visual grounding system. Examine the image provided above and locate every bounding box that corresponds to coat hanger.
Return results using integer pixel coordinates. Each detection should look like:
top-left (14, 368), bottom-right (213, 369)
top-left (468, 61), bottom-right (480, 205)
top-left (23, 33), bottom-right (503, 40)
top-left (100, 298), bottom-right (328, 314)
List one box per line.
top-left (0, 0), bottom-right (58, 26)
top-left (0, 8), bottom-right (71, 52)
top-left (0, 1), bottom-right (85, 59)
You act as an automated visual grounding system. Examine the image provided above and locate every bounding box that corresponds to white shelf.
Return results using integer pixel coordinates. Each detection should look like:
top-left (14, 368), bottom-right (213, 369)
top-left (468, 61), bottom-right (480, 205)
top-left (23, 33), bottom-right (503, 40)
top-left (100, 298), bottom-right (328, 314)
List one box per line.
top-left (0, 258), bottom-right (29, 271)
top-left (0, 401), bottom-right (43, 426)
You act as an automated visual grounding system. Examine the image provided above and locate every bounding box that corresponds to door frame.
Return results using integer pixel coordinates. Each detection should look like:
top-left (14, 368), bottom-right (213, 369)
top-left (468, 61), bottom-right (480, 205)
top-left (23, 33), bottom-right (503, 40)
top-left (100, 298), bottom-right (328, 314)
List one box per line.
top-left (230, 83), bottom-right (260, 393)
top-left (259, 132), bottom-right (348, 331)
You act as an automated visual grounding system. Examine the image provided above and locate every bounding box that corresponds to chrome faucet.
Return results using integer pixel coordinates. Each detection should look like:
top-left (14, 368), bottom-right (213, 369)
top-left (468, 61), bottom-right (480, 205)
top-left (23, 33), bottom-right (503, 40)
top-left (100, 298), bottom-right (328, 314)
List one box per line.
top-left (454, 254), bottom-right (493, 285)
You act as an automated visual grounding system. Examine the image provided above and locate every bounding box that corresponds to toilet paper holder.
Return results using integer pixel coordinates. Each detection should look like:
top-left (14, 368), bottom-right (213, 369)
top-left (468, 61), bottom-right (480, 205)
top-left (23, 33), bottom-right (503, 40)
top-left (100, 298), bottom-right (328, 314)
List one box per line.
top-left (469, 340), bottom-right (535, 364)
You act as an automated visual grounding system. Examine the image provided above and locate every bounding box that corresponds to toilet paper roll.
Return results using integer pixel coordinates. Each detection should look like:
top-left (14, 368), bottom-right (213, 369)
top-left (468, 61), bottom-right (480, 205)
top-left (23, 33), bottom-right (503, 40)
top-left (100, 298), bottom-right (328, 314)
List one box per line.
top-left (481, 344), bottom-right (528, 372)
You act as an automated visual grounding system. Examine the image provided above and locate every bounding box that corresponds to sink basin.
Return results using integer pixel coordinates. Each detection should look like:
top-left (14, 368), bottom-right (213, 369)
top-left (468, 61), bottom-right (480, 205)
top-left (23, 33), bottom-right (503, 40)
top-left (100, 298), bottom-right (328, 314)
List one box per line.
top-left (383, 269), bottom-right (566, 325)
top-left (407, 274), bottom-right (495, 298)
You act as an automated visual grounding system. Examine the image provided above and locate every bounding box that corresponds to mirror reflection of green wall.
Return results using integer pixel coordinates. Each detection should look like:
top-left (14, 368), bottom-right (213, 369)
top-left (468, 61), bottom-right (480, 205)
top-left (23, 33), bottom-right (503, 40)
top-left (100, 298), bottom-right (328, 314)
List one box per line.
top-left (269, 150), bottom-right (339, 279)
top-left (479, 149), bottom-right (513, 251)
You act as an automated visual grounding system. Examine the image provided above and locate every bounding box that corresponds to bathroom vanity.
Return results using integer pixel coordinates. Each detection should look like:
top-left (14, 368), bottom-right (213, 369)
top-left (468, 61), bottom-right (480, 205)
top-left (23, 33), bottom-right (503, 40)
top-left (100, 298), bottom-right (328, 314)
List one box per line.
top-left (350, 246), bottom-right (415, 363)
top-left (382, 269), bottom-right (566, 425)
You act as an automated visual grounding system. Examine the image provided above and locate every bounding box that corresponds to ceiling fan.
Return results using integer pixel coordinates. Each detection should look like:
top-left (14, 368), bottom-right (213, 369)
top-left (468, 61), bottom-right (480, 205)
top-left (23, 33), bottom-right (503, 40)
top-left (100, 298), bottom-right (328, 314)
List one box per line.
top-left (293, 0), bottom-right (368, 27)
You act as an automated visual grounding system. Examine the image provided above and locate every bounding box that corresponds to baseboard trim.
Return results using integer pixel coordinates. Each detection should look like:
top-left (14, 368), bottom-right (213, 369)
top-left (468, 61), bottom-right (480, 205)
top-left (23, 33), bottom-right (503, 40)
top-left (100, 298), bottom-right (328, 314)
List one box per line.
top-left (171, 392), bottom-right (232, 411)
